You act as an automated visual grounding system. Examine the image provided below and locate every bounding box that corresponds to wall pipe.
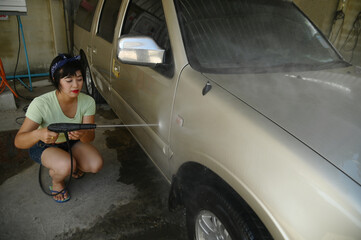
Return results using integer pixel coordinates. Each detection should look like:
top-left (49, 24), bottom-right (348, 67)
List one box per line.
top-left (6, 16), bottom-right (49, 92)
top-left (6, 73), bottom-right (49, 80)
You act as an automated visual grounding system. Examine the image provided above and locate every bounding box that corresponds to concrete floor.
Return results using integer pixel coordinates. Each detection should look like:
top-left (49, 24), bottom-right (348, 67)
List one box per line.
top-left (0, 78), bottom-right (187, 240)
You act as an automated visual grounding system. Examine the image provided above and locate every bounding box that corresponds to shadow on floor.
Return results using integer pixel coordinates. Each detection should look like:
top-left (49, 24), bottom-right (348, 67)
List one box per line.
top-left (0, 130), bottom-right (34, 185)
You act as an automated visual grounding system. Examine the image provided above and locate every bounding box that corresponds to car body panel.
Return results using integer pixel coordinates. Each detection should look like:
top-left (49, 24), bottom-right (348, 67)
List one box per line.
top-left (107, 0), bottom-right (189, 178)
top-left (203, 67), bottom-right (361, 186)
top-left (73, 0), bottom-right (102, 65)
top-left (171, 65), bottom-right (361, 239)
top-left (72, 0), bottom-right (361, 238)
top-left (91, 34), bottom-right (113, 98)
top-left (73, 24), bottom-right (91, 60)
top-left (109, 62), bottom-right (174, 176)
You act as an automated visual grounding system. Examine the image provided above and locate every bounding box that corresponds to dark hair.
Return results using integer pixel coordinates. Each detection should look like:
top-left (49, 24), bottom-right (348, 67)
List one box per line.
top-left (49, 54), bottom-right (83, 90)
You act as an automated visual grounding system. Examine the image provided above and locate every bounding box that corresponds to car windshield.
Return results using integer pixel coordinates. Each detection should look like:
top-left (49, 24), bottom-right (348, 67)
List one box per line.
top-left (175, 0), bottom-right (347, 73)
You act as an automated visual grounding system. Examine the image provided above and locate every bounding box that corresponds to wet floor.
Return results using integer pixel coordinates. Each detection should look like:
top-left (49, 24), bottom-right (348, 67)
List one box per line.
top-left (0, 130), bottom-right (33, 185)
top-left (59, 127), bottom-right (187, 240)
top-left (0, 105), bottom-right (187, 240)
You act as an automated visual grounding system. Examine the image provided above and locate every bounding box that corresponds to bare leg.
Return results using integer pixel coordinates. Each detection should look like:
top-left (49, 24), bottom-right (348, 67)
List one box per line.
top-left (41, 147), bottom-right (75, 201)
top-left (71, 142), bottom-right (103, 174)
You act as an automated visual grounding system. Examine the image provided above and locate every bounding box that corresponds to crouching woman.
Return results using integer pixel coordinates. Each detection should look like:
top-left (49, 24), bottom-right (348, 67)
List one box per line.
top-left (14, 54), bottom-right (103, 203)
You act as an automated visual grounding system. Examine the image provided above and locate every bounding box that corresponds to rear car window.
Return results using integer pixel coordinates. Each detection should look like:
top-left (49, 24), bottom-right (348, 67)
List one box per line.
top-left (97, 0), bottom-right (122, 43)
top-left (75, 0), bottom-right (100, 32)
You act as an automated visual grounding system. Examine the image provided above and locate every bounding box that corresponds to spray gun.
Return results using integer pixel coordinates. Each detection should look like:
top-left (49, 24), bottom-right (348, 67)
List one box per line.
top-left (40, 122), bottom-right (158, 197)
top-left (48, 122), bottom-right (158, 133)
top-left (48, 123), bottom-right (96, 132)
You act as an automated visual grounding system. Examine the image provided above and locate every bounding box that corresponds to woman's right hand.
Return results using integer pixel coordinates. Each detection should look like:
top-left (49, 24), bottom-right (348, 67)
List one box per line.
top-left (15, 118), bottom-right (41, 149)
top-left (14, 118), bottom-right (58, 149)
top-left (40, 128), bottom-right (59, 144)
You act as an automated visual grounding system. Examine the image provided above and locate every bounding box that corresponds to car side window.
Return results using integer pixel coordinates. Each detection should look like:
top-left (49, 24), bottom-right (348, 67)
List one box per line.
top-left (121, 0), bottom-right (174, 78)
top-left (75, 0), bottom-right (100, 32)
top-left (97, 0), bottom-right (122, 43)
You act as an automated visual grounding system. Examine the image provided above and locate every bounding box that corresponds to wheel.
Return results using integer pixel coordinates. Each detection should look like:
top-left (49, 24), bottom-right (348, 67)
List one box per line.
top-left (185, 185), bottom-right (272, 240)
top-left (83, 59), bottom-right (105, 103)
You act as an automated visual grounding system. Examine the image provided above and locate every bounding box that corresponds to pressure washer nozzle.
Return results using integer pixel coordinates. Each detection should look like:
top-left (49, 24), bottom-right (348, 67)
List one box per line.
top-left (48, 123), bottom-right (96, 133)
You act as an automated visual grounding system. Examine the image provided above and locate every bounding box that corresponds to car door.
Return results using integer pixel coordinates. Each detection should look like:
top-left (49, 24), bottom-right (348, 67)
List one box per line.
top-left (91, 0), bottom-right (122, 98)
top-left (110, 0), bottom-right (177, 178)
top-left (73, 0), bottom-right (100, 59)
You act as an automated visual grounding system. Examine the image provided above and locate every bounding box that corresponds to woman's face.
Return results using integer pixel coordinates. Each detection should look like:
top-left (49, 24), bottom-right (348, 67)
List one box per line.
top-left (58, 70), bottom-right (83, 97)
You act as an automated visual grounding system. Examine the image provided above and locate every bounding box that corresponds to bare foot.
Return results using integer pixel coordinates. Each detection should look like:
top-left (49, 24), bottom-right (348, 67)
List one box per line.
top-left (50, 182), bottom-right (70, 202)
top-left (72, 169), bottom-right (85, 179)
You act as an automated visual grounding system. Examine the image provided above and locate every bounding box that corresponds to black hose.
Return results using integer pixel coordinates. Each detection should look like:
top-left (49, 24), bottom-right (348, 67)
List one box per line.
top-left (38, 132), bottom-right (73, 197)
top-left (13, 16), bottom-right (33, 101)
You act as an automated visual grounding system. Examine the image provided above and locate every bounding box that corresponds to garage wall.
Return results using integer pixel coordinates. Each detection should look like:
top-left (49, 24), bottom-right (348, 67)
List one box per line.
top-left (331, 0), bottom-right (361, 66)
top-left (294, 0), bottom-right (339, 35)
top-left (294, 0), bottom-right (361, 66)
top-left (0, 0), bottom-right (68, 76)
top-left (0, 0), bottom-right (360, 77)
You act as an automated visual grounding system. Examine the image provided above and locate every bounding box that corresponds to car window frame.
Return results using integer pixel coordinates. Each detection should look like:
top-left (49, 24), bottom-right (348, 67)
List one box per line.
top-left (96, 0), bottom-right (123, 43)
top-left (74, 0), bottom-right (101, 32)
top-left (120, 0), bottom-right (175, 78)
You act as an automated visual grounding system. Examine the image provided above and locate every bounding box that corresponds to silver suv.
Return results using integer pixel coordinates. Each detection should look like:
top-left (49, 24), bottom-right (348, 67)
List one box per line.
top-left (73, 0), bottom-right (361, 239)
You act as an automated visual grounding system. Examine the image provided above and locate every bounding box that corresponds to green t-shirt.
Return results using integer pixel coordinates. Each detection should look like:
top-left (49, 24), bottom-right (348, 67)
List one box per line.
top-left (26, 90), bottom-right (96, 143)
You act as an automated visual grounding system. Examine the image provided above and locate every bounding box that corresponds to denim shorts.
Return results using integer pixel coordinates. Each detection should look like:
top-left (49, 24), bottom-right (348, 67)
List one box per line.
top-left (29, 140), bottom-right (80, 164)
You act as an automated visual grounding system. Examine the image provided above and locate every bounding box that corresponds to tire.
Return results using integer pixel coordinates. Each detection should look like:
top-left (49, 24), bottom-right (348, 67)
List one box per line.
top-left (185, 185), bottom-right (272, 240)
top-left (83, 60), bottom-right (105, 103)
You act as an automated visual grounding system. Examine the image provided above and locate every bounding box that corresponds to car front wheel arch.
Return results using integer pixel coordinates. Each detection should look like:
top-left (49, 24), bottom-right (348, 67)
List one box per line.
top-left (170, 162), bottom-right (273, 240)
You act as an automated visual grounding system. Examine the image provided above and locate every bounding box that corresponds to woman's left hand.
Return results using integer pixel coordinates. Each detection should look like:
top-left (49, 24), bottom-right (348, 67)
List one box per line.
top-left (68, 130), bottom-right (85, 140)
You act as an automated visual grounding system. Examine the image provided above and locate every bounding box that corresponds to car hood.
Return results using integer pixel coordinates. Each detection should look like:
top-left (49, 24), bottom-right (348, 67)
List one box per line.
top-left (204, 66), bottom-right (361, 185)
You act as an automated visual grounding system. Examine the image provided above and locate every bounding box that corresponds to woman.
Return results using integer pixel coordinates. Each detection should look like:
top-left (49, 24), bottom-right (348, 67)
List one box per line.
top-left (14, 54), bottom-right (103, 203)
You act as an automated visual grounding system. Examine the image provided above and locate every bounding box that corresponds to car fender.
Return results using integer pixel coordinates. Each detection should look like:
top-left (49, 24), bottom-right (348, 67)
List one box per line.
top-left (169, 65), bottom-right (361, 239)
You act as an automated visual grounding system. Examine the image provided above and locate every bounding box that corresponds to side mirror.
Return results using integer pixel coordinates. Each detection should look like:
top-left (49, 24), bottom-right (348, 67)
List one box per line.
top-left (117, 36), bottom-right (165, 66)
